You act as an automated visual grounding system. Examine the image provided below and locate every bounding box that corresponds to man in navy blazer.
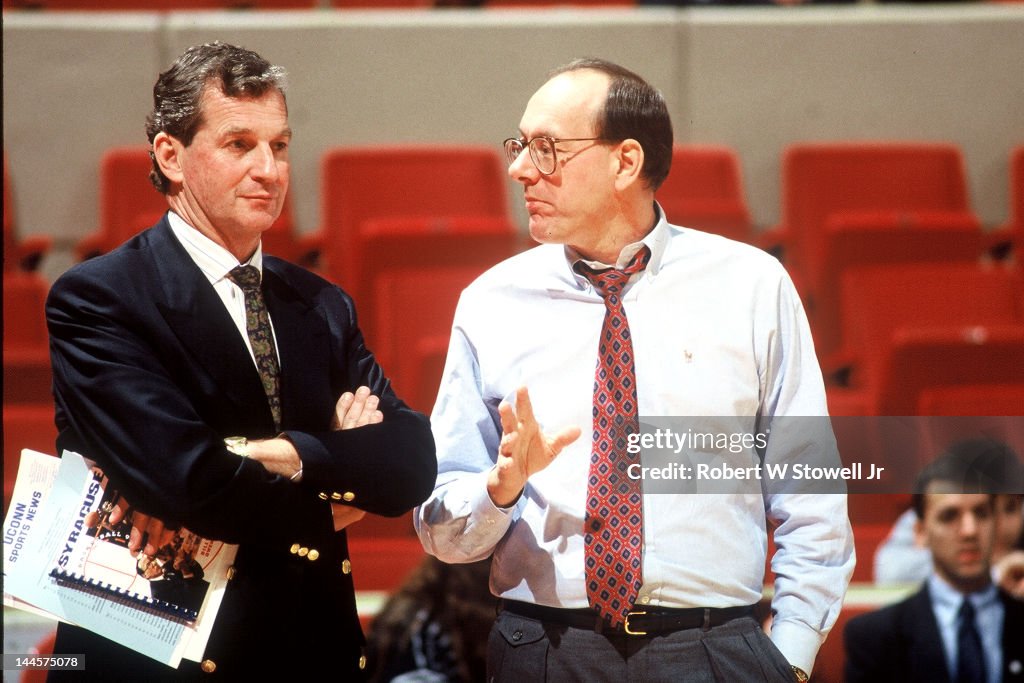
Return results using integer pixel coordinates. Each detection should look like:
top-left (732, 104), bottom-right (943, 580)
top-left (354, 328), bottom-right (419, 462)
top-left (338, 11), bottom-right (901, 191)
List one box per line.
top-left (844, 441), bottom-right (1024, 683)
top-left (46, 42), bottom-right (436, 680)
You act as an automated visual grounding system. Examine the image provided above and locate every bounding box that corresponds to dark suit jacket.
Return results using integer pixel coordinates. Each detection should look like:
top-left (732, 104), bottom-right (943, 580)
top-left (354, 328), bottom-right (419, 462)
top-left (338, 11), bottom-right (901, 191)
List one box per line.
top-left (46, 217), bottom-right (437, 680)
top-left (844, 582), bottom-right (1024, 683)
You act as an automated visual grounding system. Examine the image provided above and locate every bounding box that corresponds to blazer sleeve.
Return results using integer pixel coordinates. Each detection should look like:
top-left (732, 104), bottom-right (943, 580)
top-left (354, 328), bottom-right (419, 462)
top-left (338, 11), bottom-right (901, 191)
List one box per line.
top-left (282, 282), bottom-right (437, 517)
top-left (843, 608), bottom-right (898, 683)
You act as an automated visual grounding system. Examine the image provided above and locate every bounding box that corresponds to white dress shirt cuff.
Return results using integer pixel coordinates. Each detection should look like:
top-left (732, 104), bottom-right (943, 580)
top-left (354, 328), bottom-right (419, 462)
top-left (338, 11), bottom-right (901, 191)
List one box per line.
top-left (769, 620), bottom-right (824, 677)
top-left (417, 470), bottom-right (520, 563)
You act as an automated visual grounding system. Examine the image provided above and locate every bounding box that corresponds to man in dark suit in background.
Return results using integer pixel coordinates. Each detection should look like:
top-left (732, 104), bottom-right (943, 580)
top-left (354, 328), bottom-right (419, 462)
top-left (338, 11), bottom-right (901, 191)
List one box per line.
top-left (46, 42), bottom-right (436, 680)
top-left (844, 442), bottom-right (1024, 683)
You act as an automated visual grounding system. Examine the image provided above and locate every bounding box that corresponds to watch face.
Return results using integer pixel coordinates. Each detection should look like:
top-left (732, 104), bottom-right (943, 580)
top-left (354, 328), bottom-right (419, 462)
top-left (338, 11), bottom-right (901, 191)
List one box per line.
top-left (224, 435), bottom-right (249, 457)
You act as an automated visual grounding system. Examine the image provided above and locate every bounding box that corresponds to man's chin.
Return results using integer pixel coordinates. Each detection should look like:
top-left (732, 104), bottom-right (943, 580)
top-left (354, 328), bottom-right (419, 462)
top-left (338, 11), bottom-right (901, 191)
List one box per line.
top-left (952, 566), bottom-right (992, 590)
top-left (528, 220), bottom-right (555, 245)
top-left (242, 212), bottom-right (281, 234)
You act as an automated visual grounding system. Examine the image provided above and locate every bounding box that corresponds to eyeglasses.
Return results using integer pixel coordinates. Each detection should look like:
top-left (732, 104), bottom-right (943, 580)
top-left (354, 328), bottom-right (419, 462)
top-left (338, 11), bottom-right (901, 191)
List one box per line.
top-left (503, 135), bottom-right (606, 176)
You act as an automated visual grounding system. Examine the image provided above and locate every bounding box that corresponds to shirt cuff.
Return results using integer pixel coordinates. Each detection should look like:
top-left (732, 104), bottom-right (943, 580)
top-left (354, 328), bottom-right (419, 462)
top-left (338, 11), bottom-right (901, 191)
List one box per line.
top-left (770, 619), bottom-right (824, 677)
top-left (468, 469), bottom-right (521, 524)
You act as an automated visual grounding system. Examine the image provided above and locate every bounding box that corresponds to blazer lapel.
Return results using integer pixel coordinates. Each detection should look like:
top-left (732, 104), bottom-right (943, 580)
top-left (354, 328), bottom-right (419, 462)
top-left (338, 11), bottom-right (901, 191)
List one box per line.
top-left (262, 261), bottom-right (332, 429)
top-left (1002, 591), bottom-right (1024, 681)
top-left (905, 585), bottom-right (954, 683)
top-left (146, 219), bottom-right (275, 431)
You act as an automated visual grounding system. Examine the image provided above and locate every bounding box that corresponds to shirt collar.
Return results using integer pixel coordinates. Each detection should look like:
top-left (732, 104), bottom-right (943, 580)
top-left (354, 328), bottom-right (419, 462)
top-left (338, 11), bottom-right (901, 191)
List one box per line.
top-left (166, 210), bottom-right (264, 285)
top-left (928, 572), bottom-right (999, 615)
top-left (564, 201), bottom-right (669, 289)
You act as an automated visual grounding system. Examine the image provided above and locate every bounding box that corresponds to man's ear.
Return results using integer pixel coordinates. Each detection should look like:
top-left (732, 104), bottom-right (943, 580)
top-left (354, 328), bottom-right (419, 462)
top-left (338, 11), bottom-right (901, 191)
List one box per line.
top-left (613, 138), bottom-right (645, 192)
top-left (153, 132), bottom-right (184, 186)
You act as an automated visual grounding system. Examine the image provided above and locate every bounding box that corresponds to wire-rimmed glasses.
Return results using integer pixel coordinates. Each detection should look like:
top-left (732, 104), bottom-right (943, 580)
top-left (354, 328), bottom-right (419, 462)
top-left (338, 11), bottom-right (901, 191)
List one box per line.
top-left (503, 135), bottom-right (606, 176)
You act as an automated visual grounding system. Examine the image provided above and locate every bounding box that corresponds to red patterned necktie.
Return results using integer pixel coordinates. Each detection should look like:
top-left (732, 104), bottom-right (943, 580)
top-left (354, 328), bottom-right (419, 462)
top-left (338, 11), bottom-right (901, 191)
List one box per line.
top-left (575, 245), bottom-right (651, 628)
top-left (229, 265), bottom-right (282, 431)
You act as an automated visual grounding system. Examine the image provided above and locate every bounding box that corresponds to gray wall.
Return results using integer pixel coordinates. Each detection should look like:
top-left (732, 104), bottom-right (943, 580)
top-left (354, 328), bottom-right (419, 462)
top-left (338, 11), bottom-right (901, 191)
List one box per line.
top-left (4, 6), bottom-right (1022, 280)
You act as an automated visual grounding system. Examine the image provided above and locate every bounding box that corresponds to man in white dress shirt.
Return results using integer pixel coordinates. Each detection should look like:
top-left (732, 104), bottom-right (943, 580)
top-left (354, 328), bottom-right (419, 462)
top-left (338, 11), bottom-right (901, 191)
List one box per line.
top-left (415, 58), bottom-right (853, 682)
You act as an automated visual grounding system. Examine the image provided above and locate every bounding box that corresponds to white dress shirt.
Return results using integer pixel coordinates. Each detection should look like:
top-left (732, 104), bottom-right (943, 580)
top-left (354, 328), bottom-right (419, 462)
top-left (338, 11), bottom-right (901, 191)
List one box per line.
top-left (415, 207), bottom-right (855, 673)
top-left (167, 210), bottom-right (278, 366)
top-left (928, 575), bottom-right (1004, 683)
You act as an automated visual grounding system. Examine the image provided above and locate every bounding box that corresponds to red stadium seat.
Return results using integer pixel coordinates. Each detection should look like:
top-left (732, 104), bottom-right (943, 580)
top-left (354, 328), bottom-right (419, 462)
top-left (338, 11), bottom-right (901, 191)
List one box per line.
top-left (356, 216), bottom-right (522, 342)
top-left (485, 0), bottom-right (633, 7)
top-left (762, 141), bottom-right (978, 299)
top-left (347, 537), bottom-right (426, 592)
top-left (4, 152), bottom-right (51, 273)
top-left (305, 145), bottom-right (516, 303)
top-left (917, 384), bottom-right (1024, 417)
top-left (829, 263), bottom-right (1023, 397)
top-left (3, 0), bottom-right (315, 8)
top-left (988, 145), bottom-right (1024, 261)
top-left (330, 0), bottom-right (430, 6)
top-left (3, 272), bottom-right (53, 404)
top-left (846, 493), bottom-right (913, 528)
top-left (347, 510), bottom-right (417, 539)
top-left (807, 215), bottom-right (983, 358)
top-left (75, 146), bottom-right (166, 261)
top-left (403, 335), bottom-right (449, 416)
top-left (875, 325), bottom-right (1024, 417)
top-left (75, 146), bottom-right (301, 262)
top-left (372, 264), bottom-right (483, 413)
top-left (655, 144), bottom-right (753, 244)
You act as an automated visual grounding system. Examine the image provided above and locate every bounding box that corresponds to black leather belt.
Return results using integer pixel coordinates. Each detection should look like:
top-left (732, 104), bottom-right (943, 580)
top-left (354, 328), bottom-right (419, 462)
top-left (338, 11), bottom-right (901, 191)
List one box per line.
top-left (501, 600), bottom-right (755, 636)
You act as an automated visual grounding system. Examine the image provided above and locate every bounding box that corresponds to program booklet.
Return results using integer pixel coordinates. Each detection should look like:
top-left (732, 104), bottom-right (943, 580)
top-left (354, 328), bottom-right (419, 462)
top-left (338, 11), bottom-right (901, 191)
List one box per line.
top-left (49, 465), bottom-right (232, 623)
top-left (3, 449), bottom-right (237, 667)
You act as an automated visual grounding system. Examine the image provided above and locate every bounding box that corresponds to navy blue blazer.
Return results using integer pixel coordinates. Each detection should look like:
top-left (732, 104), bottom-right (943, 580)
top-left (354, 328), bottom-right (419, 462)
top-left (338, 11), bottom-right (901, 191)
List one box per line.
top-left (844, 582), bottom-right (1024, 683)
top-left (46, 216), bottom-right (436, 679)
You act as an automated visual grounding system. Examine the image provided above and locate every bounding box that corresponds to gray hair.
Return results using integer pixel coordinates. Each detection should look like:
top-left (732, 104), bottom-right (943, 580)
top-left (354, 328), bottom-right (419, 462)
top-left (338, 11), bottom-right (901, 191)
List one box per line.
top-left (145, 41), bottom-right (288, 193)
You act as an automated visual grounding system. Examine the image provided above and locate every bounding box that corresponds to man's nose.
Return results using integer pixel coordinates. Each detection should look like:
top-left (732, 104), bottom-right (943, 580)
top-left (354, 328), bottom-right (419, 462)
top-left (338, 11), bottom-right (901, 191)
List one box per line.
top-left (251, 143), bottom-right (281, 183)
top-left (508, 146), bottom-right (538, 186)
top-left (961, 512), bottom-right (980, 537)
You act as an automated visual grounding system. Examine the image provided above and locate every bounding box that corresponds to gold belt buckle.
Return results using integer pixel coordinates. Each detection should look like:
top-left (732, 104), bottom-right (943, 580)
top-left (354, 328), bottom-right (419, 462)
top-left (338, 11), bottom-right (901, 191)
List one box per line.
top-left (623, 611), bottom-right (648, 636)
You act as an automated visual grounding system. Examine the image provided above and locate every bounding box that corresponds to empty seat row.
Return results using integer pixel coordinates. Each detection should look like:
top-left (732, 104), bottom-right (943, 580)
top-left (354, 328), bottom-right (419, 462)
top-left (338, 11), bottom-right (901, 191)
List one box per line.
top-left (6, 143), bottom-right (1023, 421)
top-left (825, 263), bottom-right (1024, 424)
top-left (763, 142), bottom-right (1023, 360)
top-left (1, 0), bottom-right (631, 8)
top-left (3, 272), bottom-right (52, 405)
top-left (4, 154), bottom-right (50, 274)
top-left (11, 142), bottom-right (1021, 282)
top-left (1, 0), bottom-right (382, 9)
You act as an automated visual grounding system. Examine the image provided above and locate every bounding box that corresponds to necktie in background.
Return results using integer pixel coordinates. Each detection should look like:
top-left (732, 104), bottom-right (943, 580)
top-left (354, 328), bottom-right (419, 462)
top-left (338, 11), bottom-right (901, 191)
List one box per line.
top-left (229, 265), bottom-right (282, 431)
top-left (956, 598), bottom-right (986, 683)
top-left (575, 246), bottom-right (651, 628)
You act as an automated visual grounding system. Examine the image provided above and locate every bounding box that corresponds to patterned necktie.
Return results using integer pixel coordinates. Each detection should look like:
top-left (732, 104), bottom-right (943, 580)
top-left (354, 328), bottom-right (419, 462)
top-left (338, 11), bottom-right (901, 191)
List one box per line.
top-left (575, 245), bottom-right (651, 628)
top-left (228, 265), bottom-right (282, 431)
top-left (956, 598), bottom-right (986, 683)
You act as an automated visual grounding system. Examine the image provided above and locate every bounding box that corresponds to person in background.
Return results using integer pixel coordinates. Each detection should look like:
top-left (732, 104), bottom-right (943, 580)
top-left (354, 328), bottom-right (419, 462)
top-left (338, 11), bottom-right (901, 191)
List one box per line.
top-left (874, 439), bottom-right (1024, 599)
top-left (366, 556), bottom-right (494, 683)
top-left (46, 41), bottom-right (436, 680)
top-left (845, 441), bottom-right (1024, 683)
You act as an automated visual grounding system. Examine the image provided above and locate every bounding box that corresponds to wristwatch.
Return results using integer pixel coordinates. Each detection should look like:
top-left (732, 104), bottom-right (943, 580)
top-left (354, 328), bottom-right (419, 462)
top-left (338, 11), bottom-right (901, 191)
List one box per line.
top-left (224, 436), bottom-right (250, 458)
top-left (791, 666), bottom-right (809, 682)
